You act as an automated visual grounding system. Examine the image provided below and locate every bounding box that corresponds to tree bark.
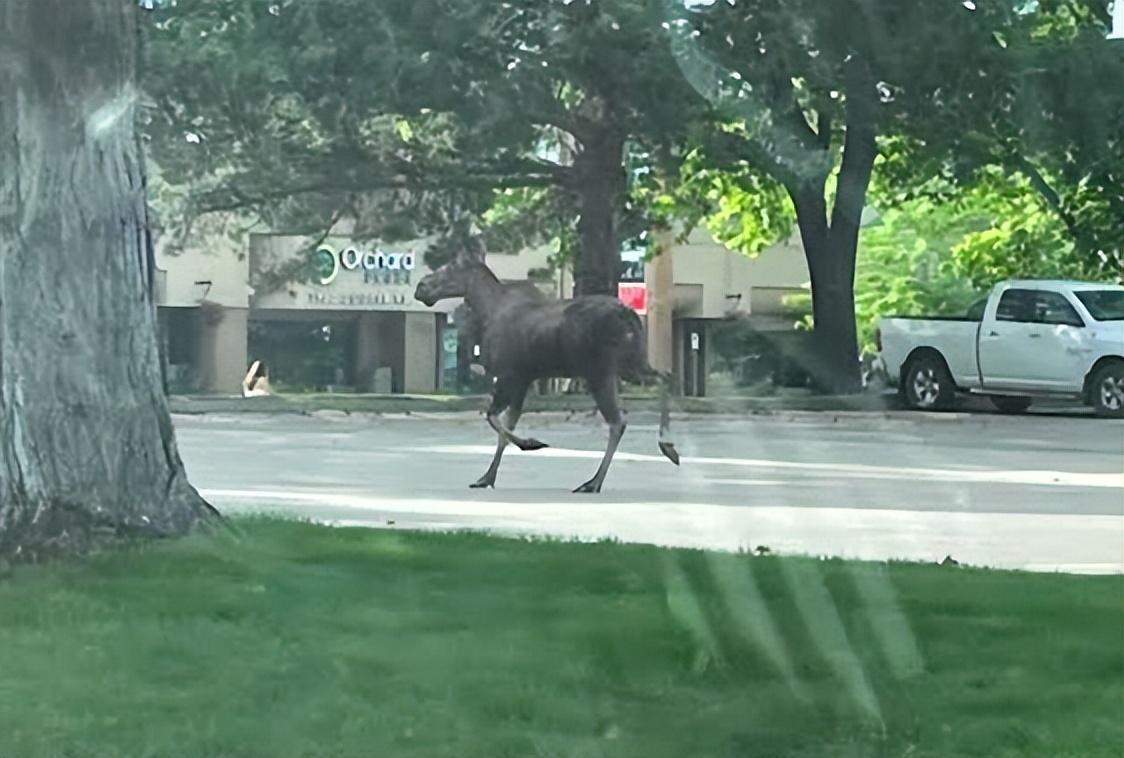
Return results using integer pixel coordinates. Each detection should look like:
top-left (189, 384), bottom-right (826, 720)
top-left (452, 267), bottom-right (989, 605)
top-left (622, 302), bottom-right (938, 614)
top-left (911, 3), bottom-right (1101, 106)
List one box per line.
top-left (570, 123), bottom-right (626, 297)
top-left (0, 0), bottom-right (215, 563)
top-left (786, 116), bottom-right (877, 395)
top-left (805, 249), bottom-right (862, 394)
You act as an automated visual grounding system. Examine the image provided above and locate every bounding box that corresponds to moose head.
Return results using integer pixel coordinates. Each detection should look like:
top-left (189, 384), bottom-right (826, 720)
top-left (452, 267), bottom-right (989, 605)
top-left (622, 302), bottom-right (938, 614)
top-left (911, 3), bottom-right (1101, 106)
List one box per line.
top-left (414, 226), bottom-right (489, 307)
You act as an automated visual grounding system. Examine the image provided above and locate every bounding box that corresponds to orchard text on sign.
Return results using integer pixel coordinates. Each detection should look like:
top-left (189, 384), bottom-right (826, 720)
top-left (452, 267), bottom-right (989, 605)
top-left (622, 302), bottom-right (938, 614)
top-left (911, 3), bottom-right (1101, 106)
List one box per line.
top-left (316, 244), bottom-right (416, 285)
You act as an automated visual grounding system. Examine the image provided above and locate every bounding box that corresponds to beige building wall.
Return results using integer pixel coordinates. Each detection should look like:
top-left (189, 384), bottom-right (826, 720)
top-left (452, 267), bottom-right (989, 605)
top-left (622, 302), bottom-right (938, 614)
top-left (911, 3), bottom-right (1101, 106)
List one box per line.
top-left (669, 227), bottom-right (810, 319)
top-left (403, 313), bottom-right (438, 393)
top-left (374, 313), bottom-right (406, 392)
top-left (194, 307), bottom-right (248, 394)
top-left (156, 236), bottom-right (251, 394)
top-left (355, 313), bottom-right (381, 392)
top-left (739, 236), bottom-right (813, 289)
top-left (645, 229), bottom-right (676, 373)
top-left (357, 311), bottom-right (441, 392)
top-left (156, 239), bottom-right (250, 309)
top-left (487, 244), bottom-right (553, 276)
top-left (649, 227), bottom-right (812, 395)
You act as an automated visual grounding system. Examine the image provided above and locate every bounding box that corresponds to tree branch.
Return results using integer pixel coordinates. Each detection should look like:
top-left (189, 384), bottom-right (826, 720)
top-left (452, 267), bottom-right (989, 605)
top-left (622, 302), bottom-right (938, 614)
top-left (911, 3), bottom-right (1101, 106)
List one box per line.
top-left (766, 70), bottom-right (823, 152)
top-left (1010, 153), bottom-right (1084, 245)
top-left (190, 169), bottom-right (563, 215)
top-left (788, 107), bottom-right (823, 151)
top-left (817, 113), bottom-right (833, 151)
top-left (311, 207), bottom-right (345, 250)
top-left (824, 75), bottom-right (878, 282)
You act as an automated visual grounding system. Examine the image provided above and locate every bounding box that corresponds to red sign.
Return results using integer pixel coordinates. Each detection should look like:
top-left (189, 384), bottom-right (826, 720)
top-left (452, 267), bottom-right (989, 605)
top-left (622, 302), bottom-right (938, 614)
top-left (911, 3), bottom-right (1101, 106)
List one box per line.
top-left (618, 283), bottom-right (647, 314)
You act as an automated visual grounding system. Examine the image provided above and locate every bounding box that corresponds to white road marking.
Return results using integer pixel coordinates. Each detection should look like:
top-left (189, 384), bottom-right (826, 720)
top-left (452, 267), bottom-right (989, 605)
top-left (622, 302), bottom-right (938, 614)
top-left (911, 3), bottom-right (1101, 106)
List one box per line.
top-left (411, 444), bottom-right (1124, 489)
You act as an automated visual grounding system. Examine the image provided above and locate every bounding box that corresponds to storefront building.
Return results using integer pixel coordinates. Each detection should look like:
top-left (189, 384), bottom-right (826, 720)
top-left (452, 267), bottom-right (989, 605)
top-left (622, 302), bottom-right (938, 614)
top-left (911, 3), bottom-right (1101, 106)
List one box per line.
top-left (155, 229), bottom-right (557, 394)
top-left (155, 224), bottom-right (812, 396)
top-left (246, 234), bottom-right (450, 394)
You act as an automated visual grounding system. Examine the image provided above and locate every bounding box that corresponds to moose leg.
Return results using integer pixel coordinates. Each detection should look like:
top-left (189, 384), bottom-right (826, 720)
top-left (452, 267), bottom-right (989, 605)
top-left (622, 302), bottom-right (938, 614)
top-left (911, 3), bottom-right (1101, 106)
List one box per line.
top-left (486, 378), bottom-right (548, 453)
top-left (574, 378), bottom-right (626, 494)
top-left (656, 371), bottom-right (680, 465)
top-left (471, 382), bottom-right (529, 489)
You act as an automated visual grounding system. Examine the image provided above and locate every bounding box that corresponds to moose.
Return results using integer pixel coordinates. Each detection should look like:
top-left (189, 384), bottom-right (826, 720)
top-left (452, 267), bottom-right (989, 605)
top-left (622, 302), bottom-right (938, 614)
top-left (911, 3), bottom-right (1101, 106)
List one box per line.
top-left (415, 252), bottom-right (679, 493)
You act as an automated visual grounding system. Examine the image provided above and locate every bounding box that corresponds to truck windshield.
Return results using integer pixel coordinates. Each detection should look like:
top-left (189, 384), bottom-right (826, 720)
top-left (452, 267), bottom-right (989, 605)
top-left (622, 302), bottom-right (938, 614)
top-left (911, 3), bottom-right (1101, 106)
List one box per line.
top-left (1076, 290), bottom-right (1124, 321)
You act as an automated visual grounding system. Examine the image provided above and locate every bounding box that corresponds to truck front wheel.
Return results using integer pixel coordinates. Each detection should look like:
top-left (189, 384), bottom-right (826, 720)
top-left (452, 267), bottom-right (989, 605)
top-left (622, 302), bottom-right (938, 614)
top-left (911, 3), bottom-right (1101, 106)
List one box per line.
top-left (1090, 362), bottom-right (1124, 419)
top-left (902, 353), bottom-right (955, 411)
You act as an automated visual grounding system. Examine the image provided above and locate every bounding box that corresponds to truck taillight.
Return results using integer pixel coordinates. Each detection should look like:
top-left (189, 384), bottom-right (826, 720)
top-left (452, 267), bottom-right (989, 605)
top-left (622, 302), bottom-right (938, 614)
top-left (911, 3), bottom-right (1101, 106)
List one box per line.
top-left (875, 328), bottom-right (882, 352)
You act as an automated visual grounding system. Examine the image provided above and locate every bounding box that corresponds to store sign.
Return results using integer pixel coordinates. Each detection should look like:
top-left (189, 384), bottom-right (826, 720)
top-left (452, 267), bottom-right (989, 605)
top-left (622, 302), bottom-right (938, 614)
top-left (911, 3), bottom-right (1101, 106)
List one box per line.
top-left (618, 282), bottom-right (647, 315)
top-left (307, 292), bottom-right (410, 307)
top-left (315, 244), bottom-right (416, 286)
top-left (620, 248), bottom-right (645, 283)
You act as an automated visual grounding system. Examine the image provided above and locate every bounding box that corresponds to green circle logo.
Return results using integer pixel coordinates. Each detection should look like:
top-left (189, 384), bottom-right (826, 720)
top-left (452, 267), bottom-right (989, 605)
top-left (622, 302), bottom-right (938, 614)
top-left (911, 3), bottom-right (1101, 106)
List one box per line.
top-left (315, 246), bottom-right (339, 285)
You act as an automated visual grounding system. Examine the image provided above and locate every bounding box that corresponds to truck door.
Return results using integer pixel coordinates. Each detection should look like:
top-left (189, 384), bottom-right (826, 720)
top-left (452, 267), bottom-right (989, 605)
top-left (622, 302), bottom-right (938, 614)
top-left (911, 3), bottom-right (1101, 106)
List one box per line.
top-left (978, 288), bottom-right (1088, 391)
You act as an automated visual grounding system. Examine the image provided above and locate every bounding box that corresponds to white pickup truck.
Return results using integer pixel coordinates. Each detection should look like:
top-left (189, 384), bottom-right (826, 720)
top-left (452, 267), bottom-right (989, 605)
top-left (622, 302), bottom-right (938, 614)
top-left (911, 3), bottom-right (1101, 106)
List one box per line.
top-left (879, 280), bottom-right (1124, 417)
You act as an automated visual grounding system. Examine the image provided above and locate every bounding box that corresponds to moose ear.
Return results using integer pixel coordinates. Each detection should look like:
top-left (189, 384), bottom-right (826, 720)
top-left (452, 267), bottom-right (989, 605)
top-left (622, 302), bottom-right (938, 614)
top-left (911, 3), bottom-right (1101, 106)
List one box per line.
top-left (455, 227), bottom-right (487, 265)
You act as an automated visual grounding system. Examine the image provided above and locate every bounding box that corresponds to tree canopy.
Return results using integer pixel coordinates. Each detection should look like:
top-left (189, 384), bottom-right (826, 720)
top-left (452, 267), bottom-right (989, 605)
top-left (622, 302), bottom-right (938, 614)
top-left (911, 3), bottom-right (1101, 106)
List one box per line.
top-left (142, 0), bottom-right (1123, 388)
top-left (143, 0), bottom-right (714, 292)
top-left (876, 0), bottom-right (1124, 276)
top-left (851, 167), bottom-right (1106, 350)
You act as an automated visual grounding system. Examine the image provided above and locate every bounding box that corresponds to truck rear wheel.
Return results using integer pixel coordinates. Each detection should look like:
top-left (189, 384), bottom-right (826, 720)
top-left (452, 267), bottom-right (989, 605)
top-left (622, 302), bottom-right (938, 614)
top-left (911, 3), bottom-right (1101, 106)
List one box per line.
top-left (902, 353), bottom-right (955, 411)
top-left (1090, 362), bottom-right (1124, 419)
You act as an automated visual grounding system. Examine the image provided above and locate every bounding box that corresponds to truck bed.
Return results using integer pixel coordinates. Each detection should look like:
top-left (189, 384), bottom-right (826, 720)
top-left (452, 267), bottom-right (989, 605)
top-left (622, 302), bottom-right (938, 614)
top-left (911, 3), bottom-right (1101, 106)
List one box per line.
top-left (880, 317), bottom-right (982, 389)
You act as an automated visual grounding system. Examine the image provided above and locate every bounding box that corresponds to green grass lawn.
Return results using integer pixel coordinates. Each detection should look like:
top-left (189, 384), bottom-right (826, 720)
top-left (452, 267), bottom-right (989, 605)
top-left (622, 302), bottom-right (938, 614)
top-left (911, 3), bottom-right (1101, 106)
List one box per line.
top-left (0, 520), bottom-right (1119, 758)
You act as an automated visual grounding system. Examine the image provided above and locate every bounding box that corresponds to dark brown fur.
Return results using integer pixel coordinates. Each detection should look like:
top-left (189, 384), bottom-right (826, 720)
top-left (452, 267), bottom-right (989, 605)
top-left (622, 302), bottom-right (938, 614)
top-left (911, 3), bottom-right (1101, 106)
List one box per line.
top-left (416, 259), bottom-right (678, 492)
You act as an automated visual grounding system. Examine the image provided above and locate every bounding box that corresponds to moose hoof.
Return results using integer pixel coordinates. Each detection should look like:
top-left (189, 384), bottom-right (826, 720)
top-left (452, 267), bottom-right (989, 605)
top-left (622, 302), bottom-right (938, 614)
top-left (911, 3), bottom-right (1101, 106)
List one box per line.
top-left (659, 441), bottom-right (681, 466)
top-left (469, 477), bottom-right (495, 489)
top-left (573, 479), bottom-right (602, 494)
top-left (518, 438), bottom-right (549, 452)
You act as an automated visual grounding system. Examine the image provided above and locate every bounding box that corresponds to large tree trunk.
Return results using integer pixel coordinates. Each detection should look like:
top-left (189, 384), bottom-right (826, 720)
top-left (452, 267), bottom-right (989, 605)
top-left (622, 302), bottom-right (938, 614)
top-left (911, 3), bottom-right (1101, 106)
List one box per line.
top-left (0, 0), bottom-right (214, 563)
top-left (806, 246), bottom-right (862, 395)
top-left (789, 180), bottom-right (850, 394)
top-left (570, 123), bottom-right (626, 297)
top-left (787, 116), bottom-right (877, 395)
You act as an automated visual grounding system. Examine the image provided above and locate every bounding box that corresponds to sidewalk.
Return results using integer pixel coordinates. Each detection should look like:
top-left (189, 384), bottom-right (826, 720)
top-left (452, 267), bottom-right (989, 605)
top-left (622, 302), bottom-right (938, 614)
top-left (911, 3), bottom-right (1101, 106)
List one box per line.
top-left (168, 390), bottom-right (900, 416)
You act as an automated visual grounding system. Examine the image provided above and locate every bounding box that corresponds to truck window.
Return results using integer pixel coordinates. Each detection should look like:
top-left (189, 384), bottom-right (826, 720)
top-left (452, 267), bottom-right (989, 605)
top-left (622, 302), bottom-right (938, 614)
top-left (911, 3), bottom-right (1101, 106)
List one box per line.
top-left (1032, 291), bottom-right (1084, 327)
top-left (996, 289), bottom-right (1035, 322)
top-left (996, 289), bottom-right (1083, 327)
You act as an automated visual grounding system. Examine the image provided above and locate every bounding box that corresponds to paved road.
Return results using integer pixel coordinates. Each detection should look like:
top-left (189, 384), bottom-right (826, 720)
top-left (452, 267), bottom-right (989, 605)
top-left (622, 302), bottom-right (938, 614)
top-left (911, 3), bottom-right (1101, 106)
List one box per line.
top-left (176, 410), bottom-right (1124, 574)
